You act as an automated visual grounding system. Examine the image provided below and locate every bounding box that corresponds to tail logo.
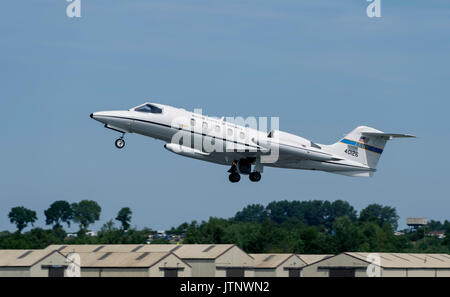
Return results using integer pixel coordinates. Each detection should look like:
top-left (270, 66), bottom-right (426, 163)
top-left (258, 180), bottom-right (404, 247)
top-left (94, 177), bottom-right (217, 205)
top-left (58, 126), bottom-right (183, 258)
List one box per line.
top-left (340, 138), bottom-right (383, 155)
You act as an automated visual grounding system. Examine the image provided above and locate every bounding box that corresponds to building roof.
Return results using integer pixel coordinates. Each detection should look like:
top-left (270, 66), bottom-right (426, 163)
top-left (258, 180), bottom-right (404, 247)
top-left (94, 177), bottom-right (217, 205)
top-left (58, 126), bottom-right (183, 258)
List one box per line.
top-left (73, 251), bottom-right (182, 268)
top-left (169, 244), bottom-right (237, 259)
top-left (0, 249), bottom-right (64, 267)
top-left (250, 254), bottom-right (304, 268)
top-left (47, 244), bottom-right (147, 254)
top-left (46, 244), bottom-right (240, 260)
top-left (346, 253), bottom-right (450, 269)
top-left (297, 254), bottom-right (334, 265)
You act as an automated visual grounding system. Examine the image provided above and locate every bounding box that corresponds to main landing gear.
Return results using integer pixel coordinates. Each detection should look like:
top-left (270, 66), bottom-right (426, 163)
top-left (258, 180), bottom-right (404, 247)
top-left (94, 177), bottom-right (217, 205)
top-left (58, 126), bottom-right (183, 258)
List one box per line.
top-left (249, 171), bottom-right (261, 182)
top-left (115, 134), bottom-right (126, 149)
top-left (228, 172), bottom-right (241, 183)
top-left (227, 160), bottom-right (262, 183)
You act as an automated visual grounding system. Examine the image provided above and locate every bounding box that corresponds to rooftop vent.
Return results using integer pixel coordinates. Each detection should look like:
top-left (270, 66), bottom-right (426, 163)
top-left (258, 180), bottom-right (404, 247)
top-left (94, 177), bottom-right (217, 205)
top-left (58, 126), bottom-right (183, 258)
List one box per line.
top-left (131, 245), bottom-right (144, 252)
top-left (203, 245), bottom-right (215, 252)
top-left (18, 251), bottom-right (33, 259)
top-left (97, 252), bottom-right (112, 261)
top-left (136, 252), bottom-right (150, 260)
top-left (263, 255), bottom-right (275, 262)
top-left (93, 246), bottom-right (104, 252)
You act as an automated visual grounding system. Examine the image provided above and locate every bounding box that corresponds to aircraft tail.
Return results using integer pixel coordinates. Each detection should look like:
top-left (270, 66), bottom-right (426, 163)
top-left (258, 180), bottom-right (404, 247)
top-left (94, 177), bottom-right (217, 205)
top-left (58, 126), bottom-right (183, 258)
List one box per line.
top-left (325, 126), bottom-right (415, 170)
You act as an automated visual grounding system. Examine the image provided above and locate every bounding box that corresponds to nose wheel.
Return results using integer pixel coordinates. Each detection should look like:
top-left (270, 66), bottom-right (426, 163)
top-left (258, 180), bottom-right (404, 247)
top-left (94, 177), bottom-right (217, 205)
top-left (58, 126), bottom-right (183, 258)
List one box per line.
top-left (115, 136), bottom-right (125, 149)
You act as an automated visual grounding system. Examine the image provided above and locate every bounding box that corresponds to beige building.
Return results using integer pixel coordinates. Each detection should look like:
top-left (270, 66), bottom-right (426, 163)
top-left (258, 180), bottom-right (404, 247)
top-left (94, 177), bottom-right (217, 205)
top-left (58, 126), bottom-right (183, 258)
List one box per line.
top-left (297, 254), bottom-right (333, 266)
top-left (250, 254), bottom-right (305, 277)
top-left (302, 252), bottom-right (450, 277)
top-left (75, 251), bottom-right (191, 277)
top-left (48, 244), bottom-right (254, 277)
top-left (0, 249), bottom-right (68, 277)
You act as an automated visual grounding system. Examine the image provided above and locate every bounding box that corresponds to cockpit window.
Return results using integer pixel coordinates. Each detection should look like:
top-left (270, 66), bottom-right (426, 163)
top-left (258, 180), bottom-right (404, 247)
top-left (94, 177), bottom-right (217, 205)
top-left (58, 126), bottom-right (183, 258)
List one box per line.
top-left (135, 104), bottom-right (162, 114)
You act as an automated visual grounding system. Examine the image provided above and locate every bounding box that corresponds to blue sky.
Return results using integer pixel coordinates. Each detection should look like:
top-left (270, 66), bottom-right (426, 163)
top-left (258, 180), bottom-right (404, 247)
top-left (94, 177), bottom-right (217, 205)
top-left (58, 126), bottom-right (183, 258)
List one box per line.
top-left (1, 0), bottom-right (449, 233)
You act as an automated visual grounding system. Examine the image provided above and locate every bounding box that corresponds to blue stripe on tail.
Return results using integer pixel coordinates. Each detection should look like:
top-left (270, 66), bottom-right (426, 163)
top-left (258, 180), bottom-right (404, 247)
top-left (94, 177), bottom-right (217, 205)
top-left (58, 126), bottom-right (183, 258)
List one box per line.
top-left (340, 138), bottom-right (383, 154)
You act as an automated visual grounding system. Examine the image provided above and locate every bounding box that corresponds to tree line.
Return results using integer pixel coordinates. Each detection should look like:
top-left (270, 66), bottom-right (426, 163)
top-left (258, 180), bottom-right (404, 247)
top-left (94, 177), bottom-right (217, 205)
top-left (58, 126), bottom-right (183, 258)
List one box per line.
top-left (1, 199), bottom-right (449, 253)
top-left (8, 200), bottom-right (131, 233)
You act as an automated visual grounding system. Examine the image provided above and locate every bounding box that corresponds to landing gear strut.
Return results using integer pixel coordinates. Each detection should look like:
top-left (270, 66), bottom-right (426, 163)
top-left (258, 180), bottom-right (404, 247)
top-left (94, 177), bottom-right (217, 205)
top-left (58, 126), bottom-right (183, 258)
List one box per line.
top-left (227, 161), bottom-right (241, 183)
top-left (115, 134), bottom-right (125, 149)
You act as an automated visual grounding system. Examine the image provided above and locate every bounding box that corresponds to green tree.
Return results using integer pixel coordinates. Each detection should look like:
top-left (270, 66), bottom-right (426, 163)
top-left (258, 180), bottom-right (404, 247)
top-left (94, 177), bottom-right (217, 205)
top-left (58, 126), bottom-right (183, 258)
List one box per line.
top-left (359, 204), bottom-right (400, 230)
top-left (323, 200), bottom-right (358, 231)
top-left (71, 200), bottom-right (101, 232)
top-left (234, 204), bottom-right (267, 222)
top-left (8, 207), bottom-right (37, 233)
top-left (333, 216), bottom-right (363, 252)
top-left (115, 207), bottom-right (132, 230)
top-left (44, 200), bottom-right (73, 229)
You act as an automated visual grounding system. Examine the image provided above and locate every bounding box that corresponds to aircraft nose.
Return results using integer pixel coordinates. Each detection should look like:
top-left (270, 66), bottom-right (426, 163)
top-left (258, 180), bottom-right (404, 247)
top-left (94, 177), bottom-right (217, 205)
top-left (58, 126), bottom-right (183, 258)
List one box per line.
top-left (90, 113), bottom-right (94, 118)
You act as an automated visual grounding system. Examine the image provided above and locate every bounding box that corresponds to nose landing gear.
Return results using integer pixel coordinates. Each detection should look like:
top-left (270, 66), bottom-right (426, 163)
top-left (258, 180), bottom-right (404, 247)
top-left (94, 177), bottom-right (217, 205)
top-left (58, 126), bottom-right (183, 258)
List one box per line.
top-left (115, 134), bottom-right (126, 149)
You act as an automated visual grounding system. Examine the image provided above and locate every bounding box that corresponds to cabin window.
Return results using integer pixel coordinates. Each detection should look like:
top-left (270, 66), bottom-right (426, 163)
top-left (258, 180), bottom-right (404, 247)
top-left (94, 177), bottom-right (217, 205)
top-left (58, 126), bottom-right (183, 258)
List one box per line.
top-left (227, 128), bottom-right (233, 136)
top-left (202, 122), bottom-right (208, 131)
top-left (135, 104), bottom-right (162, 114)
top-left (190, 118), bottom-right (196, 127)
top-left (215, 125), bottom-right (221, 133)
top-left (239, 132), bottom-right (245, 139)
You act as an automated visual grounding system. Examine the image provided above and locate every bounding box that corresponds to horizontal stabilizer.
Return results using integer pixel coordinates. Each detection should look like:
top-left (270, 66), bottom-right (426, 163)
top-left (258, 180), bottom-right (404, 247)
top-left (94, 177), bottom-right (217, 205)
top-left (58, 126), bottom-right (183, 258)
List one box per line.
top-left (361, 132), bottom-right (416, 139)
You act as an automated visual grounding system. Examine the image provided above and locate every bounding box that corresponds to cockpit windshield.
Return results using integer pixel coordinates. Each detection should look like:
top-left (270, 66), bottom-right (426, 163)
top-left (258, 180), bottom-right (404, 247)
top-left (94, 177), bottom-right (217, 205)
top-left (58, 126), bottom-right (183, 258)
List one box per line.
top-left (135, 104), bottom-right (163, 114)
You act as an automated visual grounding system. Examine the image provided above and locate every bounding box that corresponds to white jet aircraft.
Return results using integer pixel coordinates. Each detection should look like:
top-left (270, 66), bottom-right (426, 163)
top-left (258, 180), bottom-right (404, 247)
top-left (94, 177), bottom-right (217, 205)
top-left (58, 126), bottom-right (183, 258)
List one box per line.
top-left (90, 103), bottom-right (415, 183)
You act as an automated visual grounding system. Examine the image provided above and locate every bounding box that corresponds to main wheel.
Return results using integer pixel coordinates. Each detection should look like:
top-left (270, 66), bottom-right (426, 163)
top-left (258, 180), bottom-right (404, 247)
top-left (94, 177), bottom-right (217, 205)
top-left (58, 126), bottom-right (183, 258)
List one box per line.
top-left (228, 172), bottom-right (241, 183)
top-left (249, 171), bottom-right (261, 182)
top-left (115, 138), bottom-right (125, 149)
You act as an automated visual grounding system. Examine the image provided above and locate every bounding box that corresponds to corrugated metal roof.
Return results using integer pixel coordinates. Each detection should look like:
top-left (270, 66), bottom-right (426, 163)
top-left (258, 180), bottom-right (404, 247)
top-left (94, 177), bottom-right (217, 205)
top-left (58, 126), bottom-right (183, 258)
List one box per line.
top-left (47, 244), bottom-right (144, 253)
top-left (136, 244), bottom-right (236, 259)
top-left (75, 252), bottom-right (172, 268)
top-left (346, 253), bottom-right (450, 268)
top-left (174, 244), bottom-right (236, 259)
top-left (250, 254), bottom-right (304, 268)
top-left (297, 254), bottom-right (334, 265)
top-left (46, 244), bottom-right (237, 259)
top-left (0, 249), bottom-right (62, 267)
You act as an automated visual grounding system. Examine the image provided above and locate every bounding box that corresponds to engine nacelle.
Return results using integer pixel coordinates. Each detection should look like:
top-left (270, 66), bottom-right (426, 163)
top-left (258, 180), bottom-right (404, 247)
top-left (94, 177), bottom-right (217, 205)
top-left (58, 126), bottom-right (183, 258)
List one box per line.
top-left (269, 130), bottom-right (311, 147)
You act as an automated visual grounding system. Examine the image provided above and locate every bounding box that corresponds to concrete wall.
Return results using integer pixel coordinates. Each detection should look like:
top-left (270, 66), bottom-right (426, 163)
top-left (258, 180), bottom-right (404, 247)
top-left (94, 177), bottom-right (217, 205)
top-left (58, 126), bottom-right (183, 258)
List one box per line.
top-left (30, 251), bottom-right (69, 277)
top-left (436, 269), bottom-right (450, 277)
top-left (380, 268), bottom-right (406, 277)
top-left (275, 256), bottom-right (304, 277)
top-left (149, 254), bottom-right (191, 277)
top-left (253, 268), bottom-right (276, 277)
top-left (215, 246), bottom-right (254, 277)
top-left (302, 253), bottom-right (368, 277)
top-left (81, 268), bottom-right (149, 277)
top-left (0, 267), bottom-right (30, 277)
top-left (184, 259), bottom-right (215, 277)
top-left (0, 252), bottom-right (68, 277)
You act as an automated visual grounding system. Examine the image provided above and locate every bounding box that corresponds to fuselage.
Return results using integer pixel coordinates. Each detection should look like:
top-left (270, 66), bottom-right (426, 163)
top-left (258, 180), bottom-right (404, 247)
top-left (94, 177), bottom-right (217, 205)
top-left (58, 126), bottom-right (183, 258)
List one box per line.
top-left (90, 103), bottom-right (374, 177)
